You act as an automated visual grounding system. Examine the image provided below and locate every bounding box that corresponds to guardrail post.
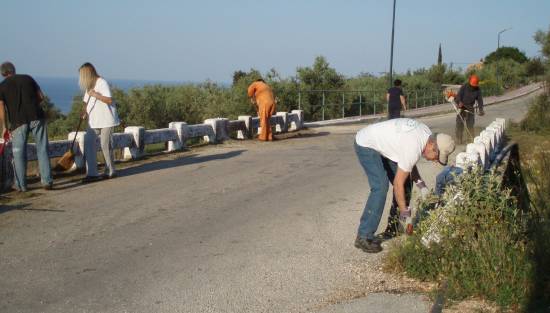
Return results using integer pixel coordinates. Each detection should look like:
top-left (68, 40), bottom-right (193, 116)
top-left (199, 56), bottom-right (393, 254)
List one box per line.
top-left (237, 115), bottom-right (252, 139)
top-left (68, 131), bottom-right (86, 169)
top-left (168, 122), bottom-right (189, 151)
top-left (455, 151), bottom-right (481, 170)
top-left (204, 118), bottom-right (229, 143)
top-left (290, 110), bottom-right (304, 131)
top-left (467, 143), bottom-right (488, 169)
top-left (123, 126), bottom-right (145, 160)
top-left (276, 112), bottom-right (289, 133)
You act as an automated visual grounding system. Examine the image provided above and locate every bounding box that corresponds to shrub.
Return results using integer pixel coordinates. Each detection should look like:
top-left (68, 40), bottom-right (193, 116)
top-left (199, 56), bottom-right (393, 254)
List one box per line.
top-left (386, 168), bottom-right (534, 309)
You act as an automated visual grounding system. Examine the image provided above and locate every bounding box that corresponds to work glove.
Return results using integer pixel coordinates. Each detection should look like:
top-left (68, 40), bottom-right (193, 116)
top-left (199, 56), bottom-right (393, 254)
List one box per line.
top-left (399, 207), bottom-right (414, 235)
top-left (399, 207), bottom-right (411, 223)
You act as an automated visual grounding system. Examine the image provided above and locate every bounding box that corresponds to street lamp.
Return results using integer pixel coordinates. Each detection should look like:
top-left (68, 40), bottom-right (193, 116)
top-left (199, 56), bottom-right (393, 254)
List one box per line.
top-left (497, 27), bottom-right (512, 49)
top-left (496, 27), bottom-right (511, 90)
top-left (389, 0), bottom-right (397, 88)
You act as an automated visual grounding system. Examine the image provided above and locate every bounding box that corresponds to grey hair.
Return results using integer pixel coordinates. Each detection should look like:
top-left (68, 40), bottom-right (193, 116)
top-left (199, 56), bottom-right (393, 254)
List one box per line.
top-left (1, 62), bottom-right (16, 77)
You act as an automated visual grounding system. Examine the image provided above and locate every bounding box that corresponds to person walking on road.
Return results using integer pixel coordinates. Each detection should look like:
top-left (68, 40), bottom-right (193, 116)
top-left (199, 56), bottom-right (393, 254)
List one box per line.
top-left (353, 118), bottom-right (455, 253)
top-left (0, 61), bottom-right (53, 191)
top-left (79, 63), bottom-right (120, 183)
top-left (455, 74), bottom-right (484, 144)
top-left (247, 79), bottom-right (276, 141)
top-left (386, 79), bottom-right (407, 119)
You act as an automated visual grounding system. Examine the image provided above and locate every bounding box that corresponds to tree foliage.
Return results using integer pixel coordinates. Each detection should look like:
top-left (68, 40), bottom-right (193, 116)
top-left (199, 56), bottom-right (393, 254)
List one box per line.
top-left (485, 46), bottom-right (528, 64)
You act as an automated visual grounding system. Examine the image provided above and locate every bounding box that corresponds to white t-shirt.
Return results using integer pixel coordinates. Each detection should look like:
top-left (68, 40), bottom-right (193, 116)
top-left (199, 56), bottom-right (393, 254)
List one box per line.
top-left (355, 118), bottom-right (431, 172)
top-left (83, 77), bottom-right (120, 129)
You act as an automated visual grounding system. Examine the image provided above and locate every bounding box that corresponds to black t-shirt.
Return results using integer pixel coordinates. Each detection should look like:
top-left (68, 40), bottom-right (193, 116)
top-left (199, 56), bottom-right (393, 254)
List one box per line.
top-left (387, 86), bottom-right (404, 111)
top-left (0, 74), bottom-right (45, 130)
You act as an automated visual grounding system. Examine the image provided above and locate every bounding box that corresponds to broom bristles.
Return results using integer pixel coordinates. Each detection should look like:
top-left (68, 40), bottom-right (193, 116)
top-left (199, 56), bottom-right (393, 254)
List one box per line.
top-left (53, 151), bottom-right (75, 172)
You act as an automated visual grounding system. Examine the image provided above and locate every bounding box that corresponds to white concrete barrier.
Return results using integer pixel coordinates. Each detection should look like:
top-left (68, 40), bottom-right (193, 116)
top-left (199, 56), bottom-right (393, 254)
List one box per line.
top-left (467, 143), bottom-right (488, 169)
top-left (168, 122), bottom-right (189, 151)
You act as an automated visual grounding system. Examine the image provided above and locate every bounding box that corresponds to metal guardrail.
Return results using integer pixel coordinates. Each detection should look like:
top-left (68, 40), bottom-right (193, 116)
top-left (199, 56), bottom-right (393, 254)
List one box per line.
top-left (292, 86), bottom-right (503, 122)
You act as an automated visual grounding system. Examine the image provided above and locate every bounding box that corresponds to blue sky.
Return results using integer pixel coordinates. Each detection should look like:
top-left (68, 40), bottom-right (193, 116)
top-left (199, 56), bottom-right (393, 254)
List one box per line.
top-left (2, 0), bottom-right (549, 83)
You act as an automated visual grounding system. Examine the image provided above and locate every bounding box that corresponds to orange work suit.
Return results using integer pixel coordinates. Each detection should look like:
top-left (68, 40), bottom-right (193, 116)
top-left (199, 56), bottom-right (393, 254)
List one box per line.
top-left (247, 81), bottom-right (276, 141)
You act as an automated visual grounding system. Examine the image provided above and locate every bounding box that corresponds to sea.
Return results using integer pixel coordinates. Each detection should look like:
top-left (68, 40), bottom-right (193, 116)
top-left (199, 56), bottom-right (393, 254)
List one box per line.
top-left (34, 77), bottom-right (188, 114)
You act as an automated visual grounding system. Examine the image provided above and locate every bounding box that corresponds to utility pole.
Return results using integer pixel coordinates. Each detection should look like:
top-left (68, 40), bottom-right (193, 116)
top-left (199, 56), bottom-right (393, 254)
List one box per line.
top-left (389, 0), bottom-right (396, 88)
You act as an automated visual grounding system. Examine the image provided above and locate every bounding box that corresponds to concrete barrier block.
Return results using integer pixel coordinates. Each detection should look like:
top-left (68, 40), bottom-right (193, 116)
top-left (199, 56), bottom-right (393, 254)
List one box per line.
top-left (291, 110), bottom-right (304, 130)
top-left (495, 118), bottom-right (506, 131)
top-left (123, 126), bottom-right (145, 160)
top-left (276, 112), bottom-right (289, 133)
top-left (455, 151), bottom-right (481, 170)
top-left (203, 118), bottom-right (229, 143)
top-left (168, 122), bottom-right (189, 151)
top-left (237, 115), bottom-right (252, 139)
top-left (467, 143), bottom-right (488, 169)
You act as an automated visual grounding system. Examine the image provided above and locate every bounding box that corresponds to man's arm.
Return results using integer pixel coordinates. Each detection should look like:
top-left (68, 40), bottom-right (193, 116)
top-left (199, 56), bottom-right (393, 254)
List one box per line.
top-left (400, 95), bottom-right (407, 110)
top-left (386, 93), bottom-right (390, 102)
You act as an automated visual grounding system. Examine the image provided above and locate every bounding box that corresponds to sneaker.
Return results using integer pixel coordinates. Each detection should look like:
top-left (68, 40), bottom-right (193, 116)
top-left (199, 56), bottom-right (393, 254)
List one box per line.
top-left (81, 176), bottom-right (102, 184)
top-left (43, 182), bottom-right (53, 190)
top-left (354, 236), bottom-right (382, 253)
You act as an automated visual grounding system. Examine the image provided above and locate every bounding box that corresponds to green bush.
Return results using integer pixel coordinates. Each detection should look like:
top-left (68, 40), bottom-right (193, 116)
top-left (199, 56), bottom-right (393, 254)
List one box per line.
top-left (520, 94), bottom-right (550, 132)
top-left (386, 168), bottom-right (534, 309)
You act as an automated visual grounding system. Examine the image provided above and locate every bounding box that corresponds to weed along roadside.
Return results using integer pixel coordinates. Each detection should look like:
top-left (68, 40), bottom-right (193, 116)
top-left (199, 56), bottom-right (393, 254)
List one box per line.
top-left (385, 89), bottom-right (550, 311)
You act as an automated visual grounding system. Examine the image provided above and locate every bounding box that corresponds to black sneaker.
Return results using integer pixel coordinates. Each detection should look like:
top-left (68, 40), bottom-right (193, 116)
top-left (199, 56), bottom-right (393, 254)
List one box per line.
top-left (354, 236), bottom-right (382, 253)
top-left (42, 182), bottom-right (53, 190)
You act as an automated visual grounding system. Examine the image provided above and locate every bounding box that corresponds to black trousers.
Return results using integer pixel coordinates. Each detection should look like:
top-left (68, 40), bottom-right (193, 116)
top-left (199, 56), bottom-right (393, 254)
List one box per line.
top-left (455, 110), bottom-right (475, 144)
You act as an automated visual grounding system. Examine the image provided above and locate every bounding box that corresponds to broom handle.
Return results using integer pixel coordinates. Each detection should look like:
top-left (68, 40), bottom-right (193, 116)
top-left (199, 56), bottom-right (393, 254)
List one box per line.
top-left (69, 95), bottom-right (93, 151)
top-left (69, 117), bottom-right (84, 151)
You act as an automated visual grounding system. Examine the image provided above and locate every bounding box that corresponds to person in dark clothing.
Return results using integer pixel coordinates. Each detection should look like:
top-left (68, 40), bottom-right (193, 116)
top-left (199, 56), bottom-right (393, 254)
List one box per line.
top-left (0, 62), bottom-right (52, 191)
top-left (455, 75), bottom-right (485, 144)
top-left (386, 79), bottom-right (407, 119)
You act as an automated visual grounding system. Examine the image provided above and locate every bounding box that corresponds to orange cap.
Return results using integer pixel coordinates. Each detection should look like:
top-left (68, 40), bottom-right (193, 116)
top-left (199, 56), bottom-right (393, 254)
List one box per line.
top-left (469, 75), bottom-right (479, 87)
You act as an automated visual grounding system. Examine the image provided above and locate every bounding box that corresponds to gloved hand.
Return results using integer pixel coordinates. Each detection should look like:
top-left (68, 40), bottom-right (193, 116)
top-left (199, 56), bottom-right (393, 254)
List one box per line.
top-left (399, 207), bottom-right (414, 235)
top-left (399, 207), bottom-right (411, 223)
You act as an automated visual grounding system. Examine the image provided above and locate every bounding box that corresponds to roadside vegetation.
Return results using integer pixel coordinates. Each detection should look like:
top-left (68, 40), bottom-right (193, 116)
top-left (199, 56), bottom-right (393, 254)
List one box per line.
top-left (41, 40), bottom-right (543, 140)
top-left (385, 26), bottom-right (550, 312)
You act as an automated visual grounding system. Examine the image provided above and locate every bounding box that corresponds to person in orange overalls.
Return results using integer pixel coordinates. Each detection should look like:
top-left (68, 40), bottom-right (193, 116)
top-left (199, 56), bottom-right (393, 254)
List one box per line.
top-left (247, 79), bottom-right (276, 141)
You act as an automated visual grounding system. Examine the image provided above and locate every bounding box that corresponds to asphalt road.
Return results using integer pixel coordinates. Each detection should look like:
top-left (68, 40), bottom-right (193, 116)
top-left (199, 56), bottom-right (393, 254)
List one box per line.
top-left (0, 91), bottom-right (538, 313)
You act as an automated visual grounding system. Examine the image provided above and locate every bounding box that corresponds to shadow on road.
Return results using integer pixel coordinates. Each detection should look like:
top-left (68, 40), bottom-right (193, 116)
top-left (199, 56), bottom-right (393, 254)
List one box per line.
top-left (0, 202), bottom-right (31, 215)
top-left (44, 150), bottom-right (247, 191)
top-left (276, 131), bottom-right (330, 140)
top-left (121, 149), bottom-right (246, 177)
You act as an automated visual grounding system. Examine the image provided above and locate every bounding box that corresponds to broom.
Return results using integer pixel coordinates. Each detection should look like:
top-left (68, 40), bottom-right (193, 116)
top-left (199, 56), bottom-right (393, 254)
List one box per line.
top-left (54, 116), bottom-right (85, 172)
